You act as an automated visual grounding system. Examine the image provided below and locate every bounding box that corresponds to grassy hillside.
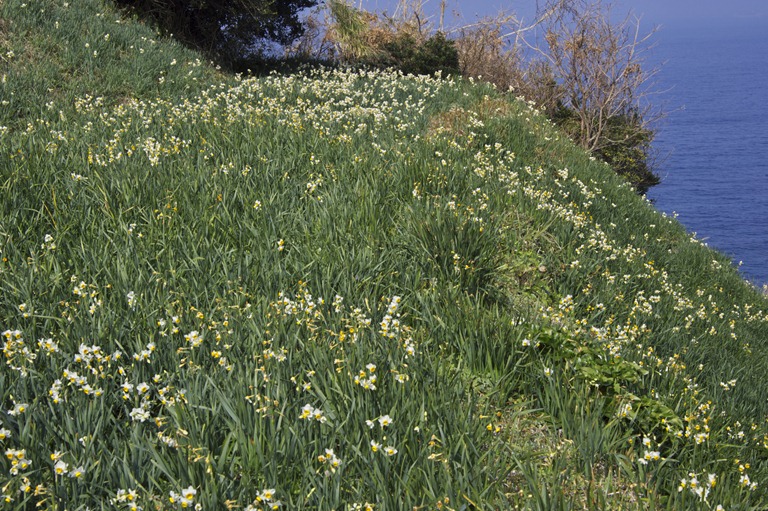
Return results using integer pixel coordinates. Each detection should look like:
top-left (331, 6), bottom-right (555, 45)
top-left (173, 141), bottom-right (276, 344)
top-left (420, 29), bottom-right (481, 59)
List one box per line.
top-left (2, 0), bottom-right (768, 509)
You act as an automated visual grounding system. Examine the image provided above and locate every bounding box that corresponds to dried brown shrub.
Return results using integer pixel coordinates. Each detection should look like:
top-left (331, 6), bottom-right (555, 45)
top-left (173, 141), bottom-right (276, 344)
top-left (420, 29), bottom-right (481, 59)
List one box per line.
top-left (454, 20), bottom-right (517, 90)
top-left (452, 15), bottom-right (563, 116)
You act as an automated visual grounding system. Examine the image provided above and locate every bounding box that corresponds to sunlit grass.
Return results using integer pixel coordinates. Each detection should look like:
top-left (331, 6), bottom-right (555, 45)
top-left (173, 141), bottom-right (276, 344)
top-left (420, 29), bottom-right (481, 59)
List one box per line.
top-left (2, 0), bottom-right (768, 509)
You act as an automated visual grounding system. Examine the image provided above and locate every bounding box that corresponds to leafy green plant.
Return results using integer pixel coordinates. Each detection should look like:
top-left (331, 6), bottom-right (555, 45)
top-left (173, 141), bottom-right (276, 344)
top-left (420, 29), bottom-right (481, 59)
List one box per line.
top-left (373, 31), bottom-right (459, 76)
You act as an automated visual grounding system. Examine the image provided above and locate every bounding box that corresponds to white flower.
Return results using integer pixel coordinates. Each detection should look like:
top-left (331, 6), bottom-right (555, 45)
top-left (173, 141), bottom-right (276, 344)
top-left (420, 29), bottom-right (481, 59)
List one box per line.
top-left (312, 408), bottom-right (327, 423)
top-left (181, 486), bottom-right (196, 502)
top-left (129, 406), bottom-right (150, 422)
top-left (8, 403), bottom-right (27, 416)
top-left (54, 460), bottom-right (68, 475)
top-left (299, 404), bottom-right (314, 420)
top-left (257, 488), bottom-right (276, 502)
top-left (642, 450), bottom-right (660, 463)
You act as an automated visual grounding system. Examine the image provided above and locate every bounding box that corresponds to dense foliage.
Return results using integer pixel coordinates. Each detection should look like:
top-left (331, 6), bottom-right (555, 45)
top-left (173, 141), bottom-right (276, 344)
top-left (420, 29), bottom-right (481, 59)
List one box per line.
top-left (552, 105), bottom-right (659, 191)
top-left (114, 0), bottom-right (317, 68)
top-left (368, 31), bottom-right (460, 77)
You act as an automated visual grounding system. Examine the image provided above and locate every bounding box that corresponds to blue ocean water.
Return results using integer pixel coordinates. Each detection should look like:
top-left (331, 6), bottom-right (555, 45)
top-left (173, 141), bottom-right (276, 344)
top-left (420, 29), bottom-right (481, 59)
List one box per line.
top-left (646, 19), bottom-right (768, 286)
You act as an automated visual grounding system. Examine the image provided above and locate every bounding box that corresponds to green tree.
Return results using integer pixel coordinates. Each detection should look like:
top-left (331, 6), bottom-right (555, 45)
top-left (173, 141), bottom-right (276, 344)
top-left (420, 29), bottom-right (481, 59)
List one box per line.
top-left (114, 0), bottom-right (317, 67)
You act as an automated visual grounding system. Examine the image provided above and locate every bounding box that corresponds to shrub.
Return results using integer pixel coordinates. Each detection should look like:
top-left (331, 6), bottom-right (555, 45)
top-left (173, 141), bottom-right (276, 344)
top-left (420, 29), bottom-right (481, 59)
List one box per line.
top-left (371, 31), bottom-right (459, 76)
top-left (412, 32), bottom-right (460, 76)
top-left (318, 1), bottom-right (458, 76)
top-left (553, 104), bottom-right (658, 190)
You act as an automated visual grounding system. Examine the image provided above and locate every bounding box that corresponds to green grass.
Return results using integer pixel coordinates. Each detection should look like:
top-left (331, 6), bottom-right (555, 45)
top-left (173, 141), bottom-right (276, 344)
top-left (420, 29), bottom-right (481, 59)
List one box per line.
top-left (2, 0), bottom-right (768, 509)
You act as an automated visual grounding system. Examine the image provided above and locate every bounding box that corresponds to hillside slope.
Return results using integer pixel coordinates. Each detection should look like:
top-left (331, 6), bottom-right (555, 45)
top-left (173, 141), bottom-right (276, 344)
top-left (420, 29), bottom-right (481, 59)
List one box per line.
top-left (2, 0), bottom-right (768, 509)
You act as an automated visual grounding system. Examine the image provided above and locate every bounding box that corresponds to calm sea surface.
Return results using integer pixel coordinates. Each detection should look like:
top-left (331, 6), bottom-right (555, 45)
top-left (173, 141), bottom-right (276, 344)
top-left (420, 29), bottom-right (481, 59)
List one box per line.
top-left (646, 19), bottom-right (768, 285)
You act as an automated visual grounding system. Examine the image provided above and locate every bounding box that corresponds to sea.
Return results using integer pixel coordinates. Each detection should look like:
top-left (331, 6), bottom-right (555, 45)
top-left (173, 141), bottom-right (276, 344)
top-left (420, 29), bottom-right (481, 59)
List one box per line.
top-left (646, 19), bottom-right (768, 286)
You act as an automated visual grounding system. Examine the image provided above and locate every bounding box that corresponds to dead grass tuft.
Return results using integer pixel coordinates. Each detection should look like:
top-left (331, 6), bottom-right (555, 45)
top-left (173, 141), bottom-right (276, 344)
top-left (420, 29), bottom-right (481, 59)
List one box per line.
top-left (426, 97), bottom-right (515, 138)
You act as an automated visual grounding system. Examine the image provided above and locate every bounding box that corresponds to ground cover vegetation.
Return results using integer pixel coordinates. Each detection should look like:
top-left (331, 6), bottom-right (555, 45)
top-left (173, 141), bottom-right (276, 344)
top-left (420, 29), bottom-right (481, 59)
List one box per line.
top-left (2, 0), bottom-right (768, 509)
